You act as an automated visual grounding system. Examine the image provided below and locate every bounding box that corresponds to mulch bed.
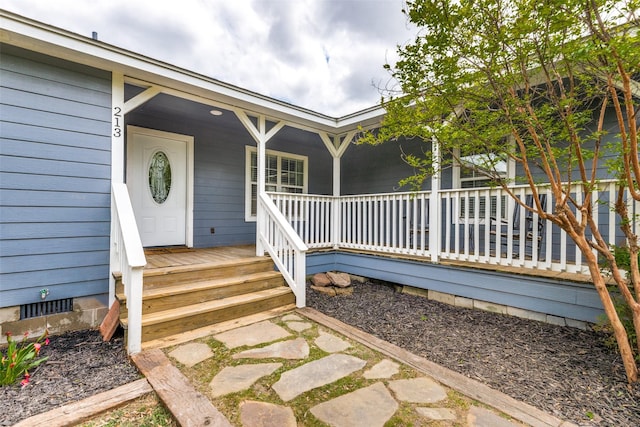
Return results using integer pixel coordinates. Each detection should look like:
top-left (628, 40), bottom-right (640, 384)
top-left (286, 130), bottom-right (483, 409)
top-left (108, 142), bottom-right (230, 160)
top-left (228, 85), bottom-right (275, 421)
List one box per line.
top-left (2, 281), bottom-right (639, 426)
top-left (1, 329), bottom-right (140, 426)
top-left (307, 280), bottom-right (640, 426)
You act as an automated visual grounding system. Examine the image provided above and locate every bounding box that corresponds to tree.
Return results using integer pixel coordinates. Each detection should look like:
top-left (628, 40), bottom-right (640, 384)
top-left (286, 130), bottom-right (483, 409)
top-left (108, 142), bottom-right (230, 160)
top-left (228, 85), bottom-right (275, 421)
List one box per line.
top-left (361, 0), bottom-right (640, 382)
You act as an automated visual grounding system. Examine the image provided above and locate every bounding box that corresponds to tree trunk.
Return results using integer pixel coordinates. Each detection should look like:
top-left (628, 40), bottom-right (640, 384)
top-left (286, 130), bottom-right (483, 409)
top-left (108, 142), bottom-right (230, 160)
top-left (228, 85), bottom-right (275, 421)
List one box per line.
top-left (578, 237), bottom-right (639, 383)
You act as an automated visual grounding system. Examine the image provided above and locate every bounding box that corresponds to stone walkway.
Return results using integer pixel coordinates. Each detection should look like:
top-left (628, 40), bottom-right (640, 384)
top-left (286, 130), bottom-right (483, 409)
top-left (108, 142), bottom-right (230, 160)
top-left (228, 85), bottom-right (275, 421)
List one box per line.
top-left (166, 313), bottom-right (530, 427)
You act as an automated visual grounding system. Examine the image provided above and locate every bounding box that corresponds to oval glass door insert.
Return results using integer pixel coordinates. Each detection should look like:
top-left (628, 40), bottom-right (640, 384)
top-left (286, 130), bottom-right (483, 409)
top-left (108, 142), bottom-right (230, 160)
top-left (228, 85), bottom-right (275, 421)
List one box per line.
top-left (148, 151), bottom-right (172, 204)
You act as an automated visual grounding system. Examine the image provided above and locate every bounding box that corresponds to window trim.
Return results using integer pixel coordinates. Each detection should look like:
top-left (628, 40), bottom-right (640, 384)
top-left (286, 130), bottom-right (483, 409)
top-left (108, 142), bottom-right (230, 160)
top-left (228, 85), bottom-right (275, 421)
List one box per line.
top-left (245, 146), bottom-right (308, 222)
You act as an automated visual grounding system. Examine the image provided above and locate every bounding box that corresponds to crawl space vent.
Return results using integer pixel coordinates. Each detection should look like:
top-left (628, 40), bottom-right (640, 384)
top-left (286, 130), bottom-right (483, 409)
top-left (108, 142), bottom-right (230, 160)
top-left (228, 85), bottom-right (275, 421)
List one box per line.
top-left (20, 298), bottom-right (74, 320)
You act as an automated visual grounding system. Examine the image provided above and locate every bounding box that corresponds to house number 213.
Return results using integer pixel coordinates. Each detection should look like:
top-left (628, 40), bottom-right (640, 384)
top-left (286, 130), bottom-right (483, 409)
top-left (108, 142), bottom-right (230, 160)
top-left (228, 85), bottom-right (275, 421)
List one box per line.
top-left (113, 106), bottom-right (123, 137)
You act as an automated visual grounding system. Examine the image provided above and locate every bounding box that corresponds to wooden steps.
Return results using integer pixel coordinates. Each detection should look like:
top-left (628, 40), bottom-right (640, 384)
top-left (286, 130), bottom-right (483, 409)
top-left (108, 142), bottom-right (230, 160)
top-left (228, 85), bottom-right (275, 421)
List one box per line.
top-left (116, 255), bottom-right (295, 343)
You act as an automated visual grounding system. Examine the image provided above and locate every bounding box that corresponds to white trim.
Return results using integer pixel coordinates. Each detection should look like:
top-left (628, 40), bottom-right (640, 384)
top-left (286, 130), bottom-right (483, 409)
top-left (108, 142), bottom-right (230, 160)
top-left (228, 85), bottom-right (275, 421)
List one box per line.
top-left (245, 146), bottom-right (308, 222)
top-left (126, 126), bottom-right (194, 247)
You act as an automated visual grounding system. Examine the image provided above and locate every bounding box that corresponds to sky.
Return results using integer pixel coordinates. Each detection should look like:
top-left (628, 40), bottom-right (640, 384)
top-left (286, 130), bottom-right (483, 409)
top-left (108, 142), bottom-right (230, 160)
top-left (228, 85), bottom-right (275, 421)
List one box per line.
top-left (3, 0), bottom-right (418, 117)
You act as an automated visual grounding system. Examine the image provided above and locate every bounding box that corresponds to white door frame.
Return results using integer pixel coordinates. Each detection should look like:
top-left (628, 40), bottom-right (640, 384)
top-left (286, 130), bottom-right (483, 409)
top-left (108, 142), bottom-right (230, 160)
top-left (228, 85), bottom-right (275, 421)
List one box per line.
top-left (126, 125), bottom-right (194, 247)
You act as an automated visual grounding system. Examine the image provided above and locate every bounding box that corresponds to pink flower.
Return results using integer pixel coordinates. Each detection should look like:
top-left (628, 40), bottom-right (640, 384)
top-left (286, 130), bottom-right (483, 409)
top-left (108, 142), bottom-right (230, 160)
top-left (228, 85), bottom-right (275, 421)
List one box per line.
top-left (34, 343), bottom-right (42, 355)
top-left (5, 332), bottom-right (11, 337)
top-left (20, 377), bottom-right (30, 387)
top-left (44, 338), bottom-right (50, 346)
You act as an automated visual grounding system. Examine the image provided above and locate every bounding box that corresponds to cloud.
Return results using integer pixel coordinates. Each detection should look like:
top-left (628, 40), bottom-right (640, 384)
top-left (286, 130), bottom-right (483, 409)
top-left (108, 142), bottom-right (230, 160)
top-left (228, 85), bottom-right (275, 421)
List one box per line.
top-left (2, 0), bottom-right (416, 116)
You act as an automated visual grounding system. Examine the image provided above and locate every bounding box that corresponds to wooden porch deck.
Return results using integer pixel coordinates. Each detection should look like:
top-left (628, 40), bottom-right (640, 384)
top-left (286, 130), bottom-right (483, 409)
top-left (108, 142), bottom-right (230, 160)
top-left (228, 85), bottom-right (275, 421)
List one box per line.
top-left (143, 245), bottom-right (257, 269)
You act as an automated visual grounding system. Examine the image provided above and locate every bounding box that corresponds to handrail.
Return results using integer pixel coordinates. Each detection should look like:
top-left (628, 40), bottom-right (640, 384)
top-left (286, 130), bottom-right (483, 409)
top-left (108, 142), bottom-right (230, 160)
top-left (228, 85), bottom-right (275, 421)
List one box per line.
top-left (258, 192), bottom-right (308, 307)
top-left (269, 179), bottom-right (637, 276)
top-left (111, 182), bottom-right (146, 354)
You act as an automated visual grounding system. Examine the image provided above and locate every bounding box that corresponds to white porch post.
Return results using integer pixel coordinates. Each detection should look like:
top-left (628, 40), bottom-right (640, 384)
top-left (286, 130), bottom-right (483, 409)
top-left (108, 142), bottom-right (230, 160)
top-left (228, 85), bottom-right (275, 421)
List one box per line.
top-left (233, 111), bottom-right (285, 256)
top-left (429, 137), bottom-right (441, 263)
top-left (320, 132), bottom-right (354, 249)
top-left (256, 116), bottom-right (267, 255)
top-left (109, 72), bottom-right (125, 306)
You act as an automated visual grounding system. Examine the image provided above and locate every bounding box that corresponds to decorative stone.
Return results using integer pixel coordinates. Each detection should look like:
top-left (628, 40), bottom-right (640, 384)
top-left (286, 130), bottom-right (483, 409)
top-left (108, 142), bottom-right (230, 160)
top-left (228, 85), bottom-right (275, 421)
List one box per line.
top-left (388, 377), bottom-right (447, 403)
top-left (314, 331), bottom-right (351, 353)
top-left (326, 272), bottom-right (351, 288)
top-left (233, 338), bottom-right (309, 360)
top-left (310, 382), bottom-right (398, 427)
top-left (349, 274), bottom-right (367, 283)
top-left (416, 407), bottom-right (457, 421)
top-left (272, 354), bottom-right (366, 401)
top-left (168, 342), bottom-right (213, 367)
top-left (240, 401), bottom-right (296, 427)
top-left (286, 321), bottom-right (312, 332)
top-left (210, 363), bottom-right (282, 397)
top-left (213, 321), bottom-right (290, 349)
top-left (311, 285), bottom-right (337, 296)
top-left (335, 286), bottom-right (354, 296)
top-left (363, 359), bottom-right (400, 379)
top-left (467, 406), bottom-right (521, 427)
top-left (311, 273), bottom-right (332, 287)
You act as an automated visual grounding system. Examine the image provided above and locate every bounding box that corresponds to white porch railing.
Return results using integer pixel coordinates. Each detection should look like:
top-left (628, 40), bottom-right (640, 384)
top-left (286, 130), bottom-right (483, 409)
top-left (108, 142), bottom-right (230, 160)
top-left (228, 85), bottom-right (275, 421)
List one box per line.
top-left (111, 183), bottom-right (146, 354)
top-left (258, 192), bottom-right (308, 307)
top-left (270, 180), bottom-right (639, 276)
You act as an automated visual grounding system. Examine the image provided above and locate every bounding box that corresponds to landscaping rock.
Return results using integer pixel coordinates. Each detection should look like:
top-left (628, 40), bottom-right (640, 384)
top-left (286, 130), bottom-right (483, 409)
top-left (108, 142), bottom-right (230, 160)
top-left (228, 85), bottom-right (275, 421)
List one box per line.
top-left (334, 286), bottom-right (354, 295)
top-left (310, 382), bottom-right (398, 427)
top-left (233, 338), bottom-right (309, 360)
top-left (311, 285), bottom-right (337, 296)
top-left (213, 321), bottom-right (290, 349)
top-left (326, 272), bottom-right (352, 288)
top-left (311, 273), bottom-right (332, 287)
top-left (416, 407), bottom-right (457, 421)
top-left (272, 354), bottom-right (366, 401)
top-left (388, 377), bottom-right (447, 403)
top-left (240, 401), bottom-right (296, 427)
top-left (285, 321), bottom-right (312, 332)
top-left (210, 363), bottom-right (282, 397)
top-left (314, 331), bottom-right (351, 353)
top-left (168, 342), bottom-right (213, 367)
top-left (363, 359), bottom-right (400, 379)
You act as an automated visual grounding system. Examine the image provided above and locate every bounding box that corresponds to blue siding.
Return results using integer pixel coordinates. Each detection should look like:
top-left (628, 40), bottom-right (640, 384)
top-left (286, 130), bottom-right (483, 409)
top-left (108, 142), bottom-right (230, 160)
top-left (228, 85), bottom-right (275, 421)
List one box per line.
top-left (341, 137), bottom-right (433, 194)
top-left (0, 47), bottom-right (112, 307)
top-left (307, 251), bottom-right (604, 323)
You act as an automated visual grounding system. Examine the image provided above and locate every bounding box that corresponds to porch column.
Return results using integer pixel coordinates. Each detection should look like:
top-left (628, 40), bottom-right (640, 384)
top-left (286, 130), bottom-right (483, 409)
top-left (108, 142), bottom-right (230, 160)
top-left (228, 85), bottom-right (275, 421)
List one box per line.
top-left (233, 110), bottom-right (285, 256)
top-left (429, 137), bottom-right (441, 263)
top-left (320, 132), bottom-right (354, 248)
top-left (109, 72), bottom-right (125, 306)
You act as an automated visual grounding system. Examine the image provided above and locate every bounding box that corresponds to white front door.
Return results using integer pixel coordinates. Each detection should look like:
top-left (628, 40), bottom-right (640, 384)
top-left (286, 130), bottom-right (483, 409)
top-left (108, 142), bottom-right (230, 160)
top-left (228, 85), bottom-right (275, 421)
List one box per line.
top-left (127, 126), bottom-right (193, 247)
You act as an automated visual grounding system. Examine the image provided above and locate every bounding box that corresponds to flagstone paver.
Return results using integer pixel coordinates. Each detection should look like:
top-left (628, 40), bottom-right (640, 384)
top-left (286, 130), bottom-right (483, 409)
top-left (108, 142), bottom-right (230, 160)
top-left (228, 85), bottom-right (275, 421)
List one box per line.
top-left (310, 382), bottom-right (398, 427)
top-left (272, 353), bottom-right (366, 401)
top-left (388, 377), bottom-right (447, 403)
top-left (363, 359), bottom-right (400, 379)
top-left (213, 321), bottom-right (290, 349)
top-left (233, 338), bottom-right (309, 360)
top-left (168, 342), bottom-right (213, 367)
top-left (468, 406), bottom-right (523, 427)
top-left (281, 314), bottom-right (303, 322)
top-left (210, 363), bottom-right (282, 397)
top-left (314, 330), bottom-right (351, 353)
top-left (285, 321), bottom-right (312, 332)
top-left (416, 407), bottom-right (457, 421)
top-left (240, 401), bottom-right (297, 427)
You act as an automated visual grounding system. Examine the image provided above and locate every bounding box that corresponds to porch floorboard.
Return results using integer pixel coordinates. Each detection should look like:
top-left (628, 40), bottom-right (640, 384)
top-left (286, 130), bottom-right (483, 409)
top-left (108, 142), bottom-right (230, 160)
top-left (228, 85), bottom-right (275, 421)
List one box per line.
top-left (143, 245), bottom-right (257, 269)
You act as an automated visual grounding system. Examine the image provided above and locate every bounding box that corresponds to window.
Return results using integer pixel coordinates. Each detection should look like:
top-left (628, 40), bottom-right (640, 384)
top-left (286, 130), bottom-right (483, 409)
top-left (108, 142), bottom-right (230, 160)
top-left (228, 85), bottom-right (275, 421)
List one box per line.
top-left (454, 151), bottom-right (513, 219)
top-left (245, 146), bottom-right (308, 221)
